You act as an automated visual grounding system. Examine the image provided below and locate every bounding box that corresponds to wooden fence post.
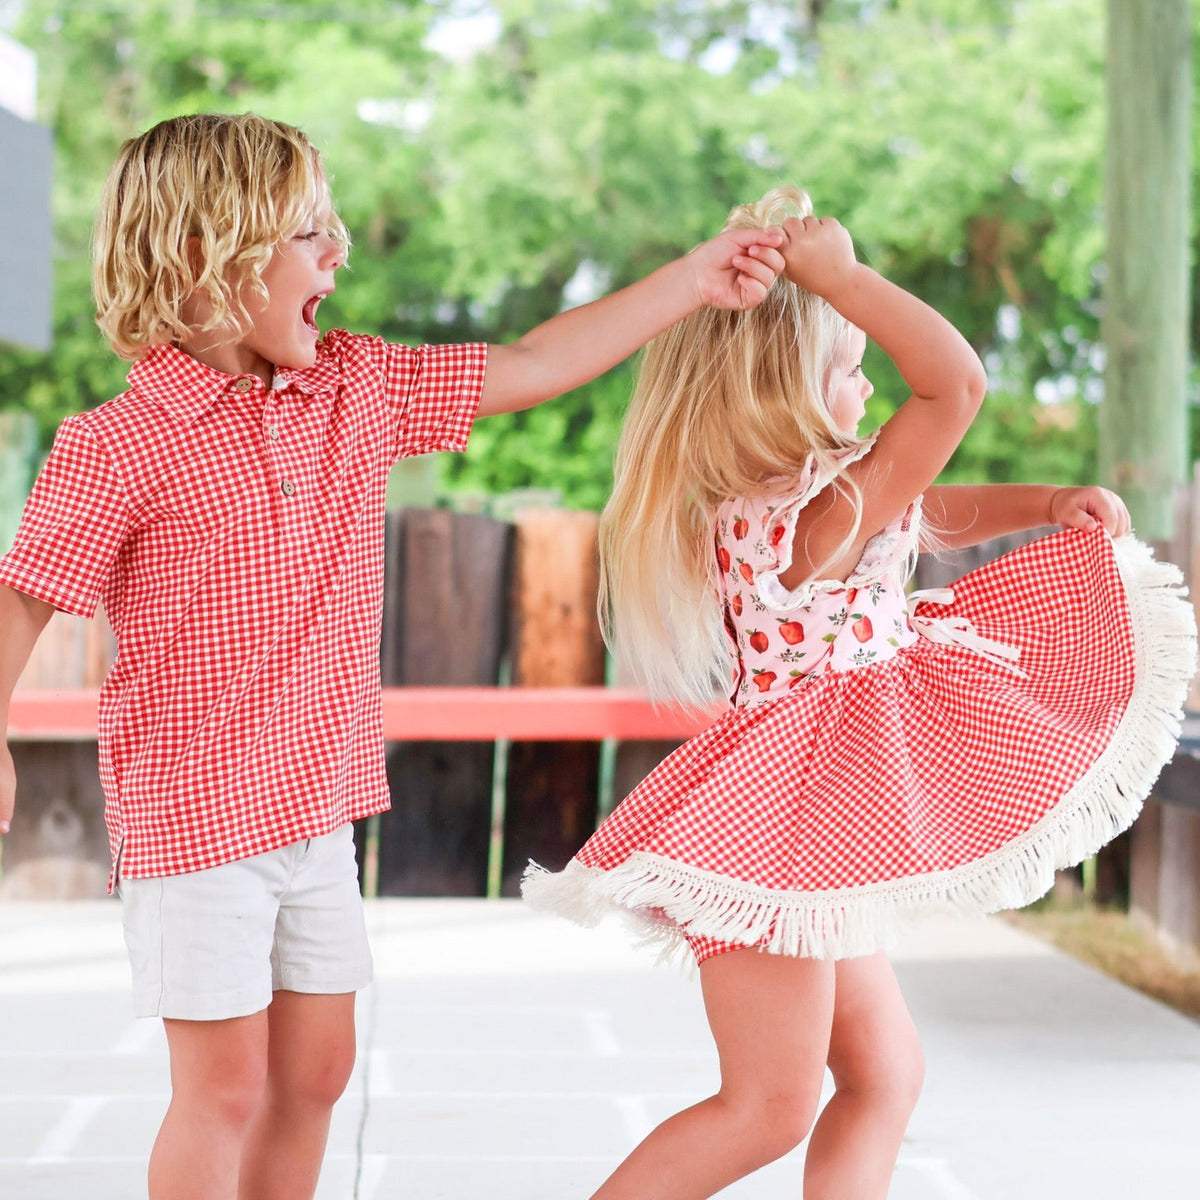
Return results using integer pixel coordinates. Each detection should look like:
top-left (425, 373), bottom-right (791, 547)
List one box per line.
top-left (500, 509), bottom-right (606, 895)
top-left (3, 611), bottom-right (115, 898)
top-left (370, 508), bottom-right (512, 896)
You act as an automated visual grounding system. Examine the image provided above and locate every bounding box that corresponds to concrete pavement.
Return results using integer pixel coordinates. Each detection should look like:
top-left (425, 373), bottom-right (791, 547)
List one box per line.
top-left (1, 898), bottom-right (1198, 1199)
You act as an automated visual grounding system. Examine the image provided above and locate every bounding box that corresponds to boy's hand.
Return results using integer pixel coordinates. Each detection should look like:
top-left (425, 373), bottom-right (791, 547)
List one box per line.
top-left (0, 741), bottom-right (14, 835)
top-left (1049, 486), bottom-right (1132, 537)
top-left (779, 215), bottom-right (858, 298)
top-left (689, 227), bottom-right (787, 311)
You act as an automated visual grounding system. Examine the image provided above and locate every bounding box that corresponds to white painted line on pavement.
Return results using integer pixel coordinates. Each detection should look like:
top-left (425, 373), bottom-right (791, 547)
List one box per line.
top-left (29, 1096), bottom-right (108, 1163)
top-left (582, 1009), bottom-right (622, 1056)
top-left (367, 1049), bottom-right (394, 1099)
top-left (898, 1156), bottom-right (982, 1200)
top-left (109, 1019), bottom-right (163, 1055)
top-left (612, 1093), bottom-right (655, 1143)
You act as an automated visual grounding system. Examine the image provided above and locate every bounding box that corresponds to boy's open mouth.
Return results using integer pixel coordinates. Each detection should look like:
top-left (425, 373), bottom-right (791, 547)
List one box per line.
top-left (302, 293), bottom-right (327, 334)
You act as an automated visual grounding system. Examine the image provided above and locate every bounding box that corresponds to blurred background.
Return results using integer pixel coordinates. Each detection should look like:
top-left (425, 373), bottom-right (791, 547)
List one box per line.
top-left (4, 0), bottom-right (1196, 515)
top-left (0, 0), bottom-right (1197, 1006)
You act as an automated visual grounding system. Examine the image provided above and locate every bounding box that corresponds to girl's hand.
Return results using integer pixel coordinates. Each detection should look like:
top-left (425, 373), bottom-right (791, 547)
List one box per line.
top-left (779, 215), bottom-right (858, 298)
top-left (688, 227), bottom-right (787, 311)
top-left (1049, 486), bottom-right (1132, 537)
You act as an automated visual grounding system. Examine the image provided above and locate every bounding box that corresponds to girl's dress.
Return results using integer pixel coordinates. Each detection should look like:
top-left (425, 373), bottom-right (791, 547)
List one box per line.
top-left (523, 443), bottom-right (1198, 961)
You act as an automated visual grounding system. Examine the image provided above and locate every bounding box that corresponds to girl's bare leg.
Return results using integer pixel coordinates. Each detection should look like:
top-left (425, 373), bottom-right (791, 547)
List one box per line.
top-left (803, 954), bottom-right (924, 1200)
top-left (591, 948), bottom-right (836, 1200)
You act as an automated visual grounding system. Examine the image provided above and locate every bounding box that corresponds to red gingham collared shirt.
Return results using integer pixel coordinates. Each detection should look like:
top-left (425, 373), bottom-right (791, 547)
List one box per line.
top-left (0, 330), bottom-right (486, 881)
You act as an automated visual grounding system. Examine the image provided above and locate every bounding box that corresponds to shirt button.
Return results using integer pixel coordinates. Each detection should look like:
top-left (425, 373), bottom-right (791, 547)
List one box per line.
top-left (280, 479), bottom-right (296, 497)
top-left (233, 377), bottom-right (254, 392)
top-left (267, 426), bottom-right (280, 441)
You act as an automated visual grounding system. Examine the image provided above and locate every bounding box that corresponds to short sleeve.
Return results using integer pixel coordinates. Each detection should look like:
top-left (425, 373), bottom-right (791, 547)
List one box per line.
top-left (0, 419), bottom-right (131, 617)
top-left (381, 340), bottom-right (488, 461)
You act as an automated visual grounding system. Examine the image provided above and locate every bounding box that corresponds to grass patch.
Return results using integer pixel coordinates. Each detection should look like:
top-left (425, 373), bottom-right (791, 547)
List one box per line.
top-left (1005, 902), bottom-right (1200, 1022)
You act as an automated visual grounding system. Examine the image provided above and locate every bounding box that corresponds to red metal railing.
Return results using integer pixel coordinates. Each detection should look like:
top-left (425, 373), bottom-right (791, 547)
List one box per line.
top-left (6, 687), bottom-right (723, 742)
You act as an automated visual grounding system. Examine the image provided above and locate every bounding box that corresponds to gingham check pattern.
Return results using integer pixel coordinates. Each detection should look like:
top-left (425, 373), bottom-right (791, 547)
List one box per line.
top-left (577, 525), bottom-right (1137, 954)
top-left (0, 331), bottom-right (486, 881)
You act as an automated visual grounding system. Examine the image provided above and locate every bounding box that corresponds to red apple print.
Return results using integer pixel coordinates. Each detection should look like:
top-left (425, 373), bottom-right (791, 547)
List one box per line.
top-left (731, 594), bottom-right (743, 617)
top-left (738, 560), bottom-right (754, 584)
top-left (748, 629), bottom-right (769, 653)
top-left (845, 587), bottom-right (859, 605)
top-left (717, 546), bottom-right (731, 573)
top-left (732, 515), bottom-right (749, 539)
top-left (777, 619), bottom-right (804, 645)
top-left (752, 669), bottom-right (777, 692)
top-left (770, 524), bottom-right (787, 547)
top-left (851, 615), bottom-right (873, 643)
top-left (788, 670), bottom-right (806, 689)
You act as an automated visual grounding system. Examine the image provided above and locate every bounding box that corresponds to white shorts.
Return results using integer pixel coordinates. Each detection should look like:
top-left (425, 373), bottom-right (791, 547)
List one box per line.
top-left (119, 824), bottom-right (373, 1021)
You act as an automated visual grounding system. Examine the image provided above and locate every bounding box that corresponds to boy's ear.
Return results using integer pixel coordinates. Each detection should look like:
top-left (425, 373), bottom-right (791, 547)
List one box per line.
top-left (184, 235), bottom-right (205, 281)
top-left (179, 238), bottom-right (215, 331)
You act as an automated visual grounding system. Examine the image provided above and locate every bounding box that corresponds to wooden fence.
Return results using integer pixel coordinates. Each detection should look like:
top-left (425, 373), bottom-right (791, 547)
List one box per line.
top-left (1, 508), bottom-right (718, 900)
top-left (5, 493), bottom-right (1200, 967)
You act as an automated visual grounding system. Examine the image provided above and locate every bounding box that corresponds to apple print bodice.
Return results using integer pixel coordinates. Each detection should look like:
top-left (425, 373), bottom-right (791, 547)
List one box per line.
top-left (715, 445), bottom-right (922, 707)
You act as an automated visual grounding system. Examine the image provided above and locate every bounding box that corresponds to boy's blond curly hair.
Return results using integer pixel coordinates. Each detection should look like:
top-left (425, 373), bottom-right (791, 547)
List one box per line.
top-left (92, 113), bottom-right (350, 360)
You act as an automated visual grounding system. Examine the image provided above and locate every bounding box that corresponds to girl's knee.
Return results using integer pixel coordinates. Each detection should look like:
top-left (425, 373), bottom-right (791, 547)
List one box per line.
top-left (834, 1031), bottom-right (925, 1117)
top-left (759, 1093), bottom-right (819, 1159)
top-left (900, 1038), bottom-right (926, 1111)
top-left (885, 1023), bottom-right (925, 1111)
top-left (722, 1088), bottom-right (821, 1165)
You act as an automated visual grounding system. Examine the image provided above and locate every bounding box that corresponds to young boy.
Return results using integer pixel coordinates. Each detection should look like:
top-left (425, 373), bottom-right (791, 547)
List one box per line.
top-left (0, 113), bottom-right (783, 1200)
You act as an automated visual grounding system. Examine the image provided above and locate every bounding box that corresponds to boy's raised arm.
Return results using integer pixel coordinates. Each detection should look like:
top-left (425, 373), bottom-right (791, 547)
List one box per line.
top-left (477, 227), bottom-right (785, 417)
top-left (0, 585), bottom-right (55, 833)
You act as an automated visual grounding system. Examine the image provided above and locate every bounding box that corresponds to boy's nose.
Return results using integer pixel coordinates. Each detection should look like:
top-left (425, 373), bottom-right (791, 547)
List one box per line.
top-left (322, 234), bottom-right (345, 269)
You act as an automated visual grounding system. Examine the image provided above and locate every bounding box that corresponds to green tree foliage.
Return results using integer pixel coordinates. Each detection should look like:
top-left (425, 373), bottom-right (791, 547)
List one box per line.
top-left (0, 0), bottom-right (1193, 510)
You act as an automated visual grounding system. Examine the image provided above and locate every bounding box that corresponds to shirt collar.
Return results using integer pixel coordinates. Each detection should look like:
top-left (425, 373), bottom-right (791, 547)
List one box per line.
top-left (128, 341), bottom-right (341, 426)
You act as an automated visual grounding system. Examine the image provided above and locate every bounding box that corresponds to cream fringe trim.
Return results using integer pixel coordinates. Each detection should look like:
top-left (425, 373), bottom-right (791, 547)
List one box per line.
top-left (522, 535), bottom-right (1198, 964)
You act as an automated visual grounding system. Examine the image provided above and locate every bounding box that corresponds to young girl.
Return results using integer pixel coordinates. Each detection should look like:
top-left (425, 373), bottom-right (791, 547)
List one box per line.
top-left (523, 186), bottom-right (1196, 1200)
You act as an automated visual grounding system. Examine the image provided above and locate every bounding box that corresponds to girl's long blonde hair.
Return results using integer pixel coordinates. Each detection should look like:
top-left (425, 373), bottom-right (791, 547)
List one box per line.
top-left (93, 113), bottom-right (350, 359)
top-left (599, 185), bottom-right (871, 705)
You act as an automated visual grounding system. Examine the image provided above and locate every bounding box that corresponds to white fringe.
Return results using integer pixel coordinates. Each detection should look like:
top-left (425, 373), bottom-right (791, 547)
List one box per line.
top-left (522, 535), bottom-right (1198, 965)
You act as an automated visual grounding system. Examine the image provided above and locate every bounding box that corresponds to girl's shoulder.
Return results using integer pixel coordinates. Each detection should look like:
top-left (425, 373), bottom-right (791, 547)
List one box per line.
top-left (716, 434), bottom-right (879, 535)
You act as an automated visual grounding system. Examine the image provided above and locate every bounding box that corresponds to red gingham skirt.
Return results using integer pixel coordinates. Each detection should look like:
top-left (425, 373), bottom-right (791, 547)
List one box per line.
top-left (523, 529), bottom-right (1197, 961)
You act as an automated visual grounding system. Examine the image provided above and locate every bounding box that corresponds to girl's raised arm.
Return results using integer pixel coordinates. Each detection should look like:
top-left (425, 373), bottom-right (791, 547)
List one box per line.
top-left (921, 483), bottom-right (1132, 550)
top-left (779, 217), bottom-right (987, 586)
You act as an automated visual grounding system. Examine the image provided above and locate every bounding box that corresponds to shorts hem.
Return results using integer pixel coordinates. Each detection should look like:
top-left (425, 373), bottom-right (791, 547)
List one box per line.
top-left (137, 988), bottom-right (273, 1022)
top-left (274, 966), bottom-right (374, 995)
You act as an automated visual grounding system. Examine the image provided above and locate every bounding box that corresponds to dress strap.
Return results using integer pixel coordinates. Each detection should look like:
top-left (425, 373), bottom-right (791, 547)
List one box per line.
top-left (907, 588), bottom-right (1028, 678)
